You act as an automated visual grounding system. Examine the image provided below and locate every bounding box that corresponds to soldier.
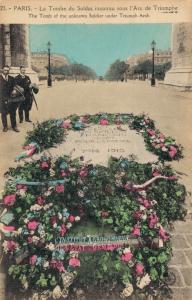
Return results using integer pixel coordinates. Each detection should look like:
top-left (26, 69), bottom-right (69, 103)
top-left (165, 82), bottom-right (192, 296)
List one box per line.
top-left (15, 66), bottom-right (33, 123)
top-left (0, 65), bottom-right (19, 132)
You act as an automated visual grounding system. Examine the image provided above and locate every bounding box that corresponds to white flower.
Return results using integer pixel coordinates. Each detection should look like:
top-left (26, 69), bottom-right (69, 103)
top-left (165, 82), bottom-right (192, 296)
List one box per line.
top-left (44, 203), bottom-right (53, 210)
top-left (123, 247), bottom-right (131, 254)
top-left (30, 230), bottom-right (35, 235)
top-left (120, 283), bottom-right (133, 298)
top-left (23, 281), bottom-right (29, 290)
top-left (77, 190), bottom-right (84, 198)
top-left (52, 285), bottom-right (62, 299)
top-left (75, 216), bottom-right (80, 222)
top-left (44, 190), bottom-right (52, 197)
top-left (46, 242), bottom-right (55, 251)
top-left (58, 213), bottom-right (62, 220)
top-left (53, 223), bottom-right (57, 228)
top-left (40, 231), bottom-right (45, 238)
top-left (18, 189), bottom-right (26, 197)
top-left (138, 190), bottom-right (147, 198)
top-left (43, 261), bottom-right (50, 268)
top-left (141, 214), bottom-right (147, 221)
top-left (137, 273), bottom-right (151, 289)
top-left (30, 204), bottom-right (42, 211)
top-left (140, 205), bottom-right (146, 211)
top-left (66, 223), bottom-right (72, 229)
top-left (24, 218), bottom-right (28, 224)
top-left (162, 147), bottom-right (168, 152)
top-left (32, 236), bottom-right (40, 244)
top-left (17, 228), bottom-right (23, 234)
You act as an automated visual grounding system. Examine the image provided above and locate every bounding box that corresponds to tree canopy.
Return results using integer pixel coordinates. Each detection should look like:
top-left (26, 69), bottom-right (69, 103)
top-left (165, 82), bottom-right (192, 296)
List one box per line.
top-left (105, 60), bottom-right (127, 81)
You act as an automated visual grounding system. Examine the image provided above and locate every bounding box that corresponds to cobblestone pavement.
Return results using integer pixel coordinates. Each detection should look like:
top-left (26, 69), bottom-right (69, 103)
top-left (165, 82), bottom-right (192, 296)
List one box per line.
top-left (0, 80), bottom-right (192, 299)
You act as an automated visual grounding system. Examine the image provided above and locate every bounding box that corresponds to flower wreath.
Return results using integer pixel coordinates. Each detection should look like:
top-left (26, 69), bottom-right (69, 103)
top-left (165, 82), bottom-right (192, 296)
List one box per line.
top-left (0, 154), bottom-right (186, 299)
top-left (16, 113), bottom-right (183, 162)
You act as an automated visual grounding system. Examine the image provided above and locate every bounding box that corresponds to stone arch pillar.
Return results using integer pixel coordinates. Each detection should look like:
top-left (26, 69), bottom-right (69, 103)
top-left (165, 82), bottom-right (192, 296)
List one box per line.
top-left (164, 23), bottom-right (192, 90)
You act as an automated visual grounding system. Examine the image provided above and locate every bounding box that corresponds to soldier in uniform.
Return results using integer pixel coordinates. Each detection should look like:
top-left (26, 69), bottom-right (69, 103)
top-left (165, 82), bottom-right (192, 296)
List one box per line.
top-left (0, 65), bottom-right (19, 132)
top-left (15, 66), bottom-right (33, 123)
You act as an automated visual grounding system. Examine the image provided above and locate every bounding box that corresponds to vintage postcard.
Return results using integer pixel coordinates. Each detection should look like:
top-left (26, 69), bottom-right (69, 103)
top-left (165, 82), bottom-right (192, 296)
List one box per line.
top-left (0, 1), bottom-right (192, 299)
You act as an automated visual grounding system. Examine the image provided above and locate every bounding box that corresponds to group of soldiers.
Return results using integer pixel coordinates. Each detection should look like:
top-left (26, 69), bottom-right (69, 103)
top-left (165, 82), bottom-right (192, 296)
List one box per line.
top-left (0, 65), bottom-right (34, 133)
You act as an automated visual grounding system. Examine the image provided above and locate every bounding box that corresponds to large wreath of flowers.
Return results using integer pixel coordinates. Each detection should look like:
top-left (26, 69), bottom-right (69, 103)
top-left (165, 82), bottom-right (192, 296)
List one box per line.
top-left (17, 113), bottom-right (183, 162)
top-left (0, 153), bottom-right (186, 299)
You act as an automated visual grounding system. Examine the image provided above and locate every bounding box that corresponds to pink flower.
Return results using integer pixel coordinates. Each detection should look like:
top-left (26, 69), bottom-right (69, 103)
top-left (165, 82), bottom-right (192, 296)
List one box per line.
top-left (69, 257), bottom-right (81, 267)
top-left (79, 169), bottom-right (88, 178)
top-left (55, 184), bottom-right (65, 193)
top-left (60, 224), bottom-right (67, 236)
top-left (28, 237), bottom-right (32, 243)
top-left (51, 260), bottom-right (65, 272)
top-left (61, 119), bottom-right (71, 129)
top-left (27, 221), bottom-right (39, 231)
top-left (147, 129), bottom-right (156, 136)
top-left (7, 240), bottom-right (17, 251)
top-left (131, 225), bottom-right (140, 237)
top-left (29, 255), bottom-right (37, 265)
top-left (138, 198), bottom-right (151, 209)
top-left (169, 146), bottom-right (177, 158)
top-left (135, 263), bottom-right (144, 275)
top-left (3, 194), bottom-right (16, 206)
top-left (121, 252), bottom-right (133, 262)
top-left (152, 169), bottom-right (161, 177)
top-left (36, 196), bottom-right (45, 205)
top-left (133, 210), bottom-right (142, 220)
top-left (101, 211), bottom-right (109, 218)
top-left (148, 213), bottom-right (158, 228)
top-left (40, 161), bottom-right (49, 169)
top-left (61, 170), bottom-right (67, 177)
top-left (168, 175), bottom-right (177, 181)
top-left (159, 227), bottom-right (169, 241)
top-left (68, 215), bottom-right (75, 223)
top-left (16, 184), bottom-right (27, 191)
top-left (100, 119), bottom-right (109, 125)
top-left (50, 215), bottom-right (57, 225)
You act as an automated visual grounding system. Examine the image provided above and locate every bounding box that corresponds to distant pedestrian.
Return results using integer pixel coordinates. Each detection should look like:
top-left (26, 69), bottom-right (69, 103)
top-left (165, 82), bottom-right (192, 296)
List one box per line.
top-left (15, 66), bottom-right (33, 123)
top-left (0, 65), bottom-right (19, 132)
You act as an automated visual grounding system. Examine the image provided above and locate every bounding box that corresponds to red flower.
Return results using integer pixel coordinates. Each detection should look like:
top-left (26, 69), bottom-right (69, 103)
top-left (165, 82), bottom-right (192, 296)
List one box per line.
top-left (147, 129), bottom-right (156, 136)
top-left (169, 145), bottom-right (177, 158)
top-left (55, 184), bottom-right (65, 193)
top-left (61, 170), bottom-right (67, 177)
top-left (36, 196), bottom-right (45, 205)
top-left (29, 255), bottom-right (37, 265)
top-left (79, 169), bottom-right (88, 178)
top-left (135, 262), bottom-right (144, 275)
top-left (3, 194), bottom-right (16, 206)
top-left (60, 224), bottom-right (67, 236)
top-left (148, 213), bottom-right (158, 228)
top-left (138, 197), bottom-right (151, 209)
top-left (69, 257), bottom-right (80, 267)
top-left (101, 211), bottom-right (109, 218)
top-left (68, 215), bottom-right (75, 223)
top-left (121, 252), bottom-right (133, 262)
top-left (50, 215), bottom-right (57, 225)
top-left (100, 119), bottom-right (109, 125)
top-left (7, 240), bottom-right (17, 251)
top-left (131, 225), bottom-right (140, 237)
top-left (27, 221), bottom-right (39, 231)
top-left (40, 161), bottom-right (50, 169)
top-left (133, 210), bottom-right (142, 220)
top-left (159, 227), bottom-right (169, 241)
top-left (51, 260), bottom-right (65, 272)
top-left (16, 184), bottom-right (27, 190)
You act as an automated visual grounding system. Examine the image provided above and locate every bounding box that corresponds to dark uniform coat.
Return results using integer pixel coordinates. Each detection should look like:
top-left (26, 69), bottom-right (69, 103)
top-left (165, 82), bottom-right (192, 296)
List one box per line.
top-left (0, 74), bottom-right (15, 112)
top-left (14, 74), bottom-right (33, 111)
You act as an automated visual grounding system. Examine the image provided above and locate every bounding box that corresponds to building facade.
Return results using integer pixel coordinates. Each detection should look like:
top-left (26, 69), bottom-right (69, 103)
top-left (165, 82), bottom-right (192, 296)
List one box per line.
top-left (31, 52), bottom-right (69, 77)
top-left (126, 49), bottom-right (172, 67)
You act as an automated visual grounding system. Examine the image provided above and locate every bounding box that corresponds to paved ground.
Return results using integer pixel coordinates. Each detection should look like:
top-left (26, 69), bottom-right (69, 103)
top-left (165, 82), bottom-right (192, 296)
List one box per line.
top-left (0, 80), bottom-right (192, 299)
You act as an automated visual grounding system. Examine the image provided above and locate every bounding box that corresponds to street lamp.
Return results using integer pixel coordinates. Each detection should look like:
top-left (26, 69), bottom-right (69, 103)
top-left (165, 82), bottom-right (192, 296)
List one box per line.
top-left (47, 41), bottom-right (52, 87)
top-left (151, 40), bottom-right (156, 86)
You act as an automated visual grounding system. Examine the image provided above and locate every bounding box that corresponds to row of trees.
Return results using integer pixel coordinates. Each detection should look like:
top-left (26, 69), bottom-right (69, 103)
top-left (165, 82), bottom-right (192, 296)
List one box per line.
top-left (104, 59), bottom-right (171, 81)
top-left (51, 63), bottom-right (97, 81)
